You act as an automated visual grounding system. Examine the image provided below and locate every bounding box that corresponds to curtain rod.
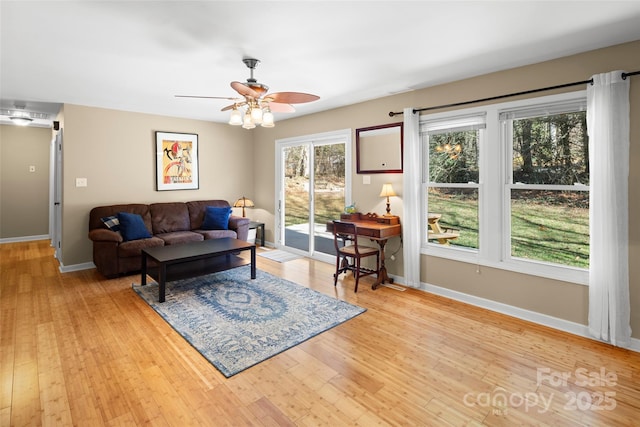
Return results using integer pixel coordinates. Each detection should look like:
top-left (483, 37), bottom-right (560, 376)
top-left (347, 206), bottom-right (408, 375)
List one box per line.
top-left (388, 70), bottom-right (640, 117)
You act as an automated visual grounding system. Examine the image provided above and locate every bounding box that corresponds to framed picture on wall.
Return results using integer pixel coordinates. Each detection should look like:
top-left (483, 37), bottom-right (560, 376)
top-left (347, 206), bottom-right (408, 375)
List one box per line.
top-left (155, 131), bottom-right (199, 191)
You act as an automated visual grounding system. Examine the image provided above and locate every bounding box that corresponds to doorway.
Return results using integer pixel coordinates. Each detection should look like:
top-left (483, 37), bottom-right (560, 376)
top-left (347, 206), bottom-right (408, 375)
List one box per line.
top-left (275, 129), bottom-right (351, 263)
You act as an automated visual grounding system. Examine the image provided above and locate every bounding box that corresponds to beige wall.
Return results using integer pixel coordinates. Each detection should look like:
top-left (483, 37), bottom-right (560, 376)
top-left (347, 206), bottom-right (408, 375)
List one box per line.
top-left (60, 105), bottom-right (253, 266)
top-left (0, 124), bottom-right (52, 238)
top-left (252, 40), bottom-right (640, 337)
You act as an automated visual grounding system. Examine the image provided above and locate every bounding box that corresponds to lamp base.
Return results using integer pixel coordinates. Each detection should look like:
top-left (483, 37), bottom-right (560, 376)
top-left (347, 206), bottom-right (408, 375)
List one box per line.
top-left (384, 200), bottom-right (392, 217)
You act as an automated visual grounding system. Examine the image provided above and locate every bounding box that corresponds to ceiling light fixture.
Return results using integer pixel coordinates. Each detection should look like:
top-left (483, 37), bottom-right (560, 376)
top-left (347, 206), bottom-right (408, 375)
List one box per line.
top-left (9, 112), bottom-right (33, 126)
top-left (229, 101), bottom-right (275, 129)
top-left (228, 105), bottom-right (243, 125)
top-left (261, 107), bottom-right (275, 128)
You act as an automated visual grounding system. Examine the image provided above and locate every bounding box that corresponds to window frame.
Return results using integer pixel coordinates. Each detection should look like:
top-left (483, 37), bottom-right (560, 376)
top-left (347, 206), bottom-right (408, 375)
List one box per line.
top-left (420, 91), bottom-right (589, 285)
top-left (422, 114), bottom-right (485, 252)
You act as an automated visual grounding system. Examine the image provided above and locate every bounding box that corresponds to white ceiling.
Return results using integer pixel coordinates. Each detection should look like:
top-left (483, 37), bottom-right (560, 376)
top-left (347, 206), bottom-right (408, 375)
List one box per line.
top-left (2, 1), bottom-right (640, 126)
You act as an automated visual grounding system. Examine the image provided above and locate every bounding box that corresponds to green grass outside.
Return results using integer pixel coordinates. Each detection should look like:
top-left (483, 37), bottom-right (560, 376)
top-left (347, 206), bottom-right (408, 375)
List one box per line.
top-left (284, 177), bottom-right (344, 227)
top-left (429, 190), bottom-right (589, 269)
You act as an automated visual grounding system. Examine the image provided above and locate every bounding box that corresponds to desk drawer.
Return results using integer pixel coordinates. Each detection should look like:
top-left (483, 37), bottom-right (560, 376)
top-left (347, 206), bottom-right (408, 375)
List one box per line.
top-left (356, 224), bottom-right (401, 239)
top-left (357, 228), bottom-right (379, 238)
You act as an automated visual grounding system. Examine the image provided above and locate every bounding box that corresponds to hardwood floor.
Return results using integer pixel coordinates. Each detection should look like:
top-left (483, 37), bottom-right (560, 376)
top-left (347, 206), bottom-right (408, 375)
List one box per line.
top-left (2, 240), bottom-right (639, 426)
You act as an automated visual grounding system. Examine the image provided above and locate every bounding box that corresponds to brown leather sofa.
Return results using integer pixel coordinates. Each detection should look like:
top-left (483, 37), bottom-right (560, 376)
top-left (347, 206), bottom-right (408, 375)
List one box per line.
top-left (88, 200), bottom-right (250, 278)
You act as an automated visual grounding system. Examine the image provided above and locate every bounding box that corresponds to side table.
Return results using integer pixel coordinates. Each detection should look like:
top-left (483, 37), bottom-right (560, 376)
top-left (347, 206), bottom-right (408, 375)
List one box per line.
top-left (248, 221), bottom-right (265, 246)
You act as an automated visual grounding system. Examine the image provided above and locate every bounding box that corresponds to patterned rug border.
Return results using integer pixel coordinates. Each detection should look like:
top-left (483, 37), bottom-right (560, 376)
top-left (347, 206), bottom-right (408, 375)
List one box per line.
top-left (132, 267), bottom-right (366, 377)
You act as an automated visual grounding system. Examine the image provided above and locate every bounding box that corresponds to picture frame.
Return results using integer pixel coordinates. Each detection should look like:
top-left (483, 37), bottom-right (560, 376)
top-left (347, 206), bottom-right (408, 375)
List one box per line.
top-left (155, 131), bottom-right (199, 191)
top-left (356, 122), bottom-right (403, 174)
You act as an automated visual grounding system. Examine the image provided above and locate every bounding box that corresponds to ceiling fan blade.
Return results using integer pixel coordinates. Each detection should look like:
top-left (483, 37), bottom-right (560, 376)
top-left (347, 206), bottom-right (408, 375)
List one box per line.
top-left (267, 102), bottom-right (296, 113)
top-left (267, 92), bottom-right (319, 104)
top-left (231, 81), bottom-right (259, 98)
top-left (175, 95), bottom-right (239, 101)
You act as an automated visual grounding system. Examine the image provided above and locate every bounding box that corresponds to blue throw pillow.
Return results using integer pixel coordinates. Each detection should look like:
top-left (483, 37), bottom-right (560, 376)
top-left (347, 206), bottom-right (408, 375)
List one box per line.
top-left (117, 212), bottom-right (152, 241)
top-left (201, 206), bottom-right (231, 230)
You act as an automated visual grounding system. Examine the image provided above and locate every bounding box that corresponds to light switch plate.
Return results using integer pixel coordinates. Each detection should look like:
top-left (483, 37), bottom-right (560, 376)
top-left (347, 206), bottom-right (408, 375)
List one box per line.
top-left (363, 175), bottom-right (371, 184)
top-left (76, 178), bottom-right (87, 187)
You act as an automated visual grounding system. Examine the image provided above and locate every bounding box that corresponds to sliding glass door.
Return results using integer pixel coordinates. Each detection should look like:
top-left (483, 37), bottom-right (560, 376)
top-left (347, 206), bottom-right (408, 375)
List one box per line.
top-left (276, 130), bottom-right (351, 262)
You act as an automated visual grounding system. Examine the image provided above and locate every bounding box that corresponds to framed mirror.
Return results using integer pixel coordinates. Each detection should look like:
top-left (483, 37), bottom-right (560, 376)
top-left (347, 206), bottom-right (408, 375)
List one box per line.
top-left (356, 122), bottom-right (403, 174)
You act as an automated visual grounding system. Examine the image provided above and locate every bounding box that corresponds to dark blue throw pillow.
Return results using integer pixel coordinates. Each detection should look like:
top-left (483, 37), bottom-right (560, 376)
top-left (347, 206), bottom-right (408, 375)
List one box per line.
top-left (201, 206), bottom-right (231, 230)
top-left (117, 212), bottom-right (152, 241)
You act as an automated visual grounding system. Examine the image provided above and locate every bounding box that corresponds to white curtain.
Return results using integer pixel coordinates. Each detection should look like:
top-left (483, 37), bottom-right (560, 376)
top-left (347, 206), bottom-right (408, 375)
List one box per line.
top-left (587, 71), bottom-right (631, 347)
top-left (402, 107), bottom-right (421, 288)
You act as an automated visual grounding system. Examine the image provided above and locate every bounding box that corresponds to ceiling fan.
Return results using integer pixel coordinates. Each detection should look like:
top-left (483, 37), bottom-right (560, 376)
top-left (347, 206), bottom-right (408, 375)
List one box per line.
top-left (176, 58), bottom-right (320, 128)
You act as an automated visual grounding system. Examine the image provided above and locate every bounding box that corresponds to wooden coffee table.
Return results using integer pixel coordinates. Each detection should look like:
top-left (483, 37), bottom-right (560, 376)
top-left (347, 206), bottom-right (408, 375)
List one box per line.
top-left (140, 238), bottom-right (256, 302)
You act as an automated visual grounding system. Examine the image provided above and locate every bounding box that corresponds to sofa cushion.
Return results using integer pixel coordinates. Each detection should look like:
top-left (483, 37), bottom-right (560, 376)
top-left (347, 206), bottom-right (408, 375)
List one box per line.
top-left (195, 229), bottom-right (237, 240)
top-left (150, 202), bottom-right (191, 234)
top-left (156, 231), bottom-right (204, 245)
top-left (201, 206), bottom-right (231, 230)
top-left (118, 212), bottom-right (152, 241)
top-left (118, 236), bottom-right (165, 258)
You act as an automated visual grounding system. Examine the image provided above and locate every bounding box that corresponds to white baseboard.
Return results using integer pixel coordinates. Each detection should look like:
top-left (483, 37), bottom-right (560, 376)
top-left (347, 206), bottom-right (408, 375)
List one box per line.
top-left (418, 280), bottom-right (640, 353)
top-left (59, 262), bottom-right (95, 273)
top-left (0, 234), bottom-right (49, 244)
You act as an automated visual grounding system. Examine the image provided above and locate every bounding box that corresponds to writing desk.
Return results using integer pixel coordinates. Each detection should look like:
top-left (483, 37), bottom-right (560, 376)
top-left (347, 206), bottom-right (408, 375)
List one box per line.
top-left (327, 213), bottom-right (401, 289)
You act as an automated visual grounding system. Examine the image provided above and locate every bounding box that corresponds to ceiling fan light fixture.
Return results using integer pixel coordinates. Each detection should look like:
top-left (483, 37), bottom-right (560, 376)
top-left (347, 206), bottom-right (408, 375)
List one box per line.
top-left (261, 109), bottom-right (275, 127)
top-left (242, 113), bottom-right (255, 129)
top-left (228, 107), bottom-right (242, 125)
top-left (250, 104), bottom-right (263, 124)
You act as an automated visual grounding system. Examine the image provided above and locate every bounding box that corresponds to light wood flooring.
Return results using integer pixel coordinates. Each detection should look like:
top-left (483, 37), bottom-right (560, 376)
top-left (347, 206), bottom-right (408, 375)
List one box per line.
top-left (2, 240), bottom-right (639, 426)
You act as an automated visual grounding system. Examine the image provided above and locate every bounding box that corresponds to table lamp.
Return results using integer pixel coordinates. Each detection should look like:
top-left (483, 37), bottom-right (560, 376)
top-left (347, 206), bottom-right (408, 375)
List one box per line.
top-left (233, 196), bottom-right (255, 217)
top-left (379, 183), bottom-right (396, 216)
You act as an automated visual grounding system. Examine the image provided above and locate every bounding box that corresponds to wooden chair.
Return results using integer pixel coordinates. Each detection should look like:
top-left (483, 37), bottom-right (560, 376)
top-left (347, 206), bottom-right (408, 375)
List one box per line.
top-left (332, 220), bottom-right (380, 292)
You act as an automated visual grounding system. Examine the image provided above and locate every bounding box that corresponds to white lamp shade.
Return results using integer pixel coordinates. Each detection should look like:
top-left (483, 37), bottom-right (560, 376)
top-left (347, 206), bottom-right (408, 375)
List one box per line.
top-left (261, 110), bottom-right (275, 127)
top-left (379, 183), bottom-right (396, 197)
top-left (251, 106), bottom-right (263, 124)
top-left (242, 113), bottom-right (255, 129)
top-left (228, 108), bottom-right (242, 125)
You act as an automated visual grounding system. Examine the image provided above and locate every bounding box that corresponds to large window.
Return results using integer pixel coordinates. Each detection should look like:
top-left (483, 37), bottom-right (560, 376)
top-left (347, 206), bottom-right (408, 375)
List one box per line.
top-left (420, 92), bottom-right (589, 284)
top-left (502, 101), bottom-right (589, 268)
top-left (422, 115), bottom-right (484, 250)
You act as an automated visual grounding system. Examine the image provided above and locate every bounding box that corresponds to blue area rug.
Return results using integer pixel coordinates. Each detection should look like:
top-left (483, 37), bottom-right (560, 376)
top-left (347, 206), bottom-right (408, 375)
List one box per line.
top-left (132, 267), bottom-right (366, 377)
